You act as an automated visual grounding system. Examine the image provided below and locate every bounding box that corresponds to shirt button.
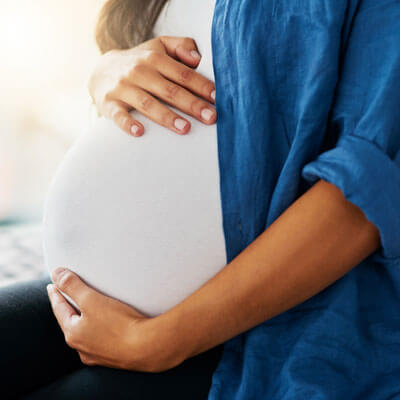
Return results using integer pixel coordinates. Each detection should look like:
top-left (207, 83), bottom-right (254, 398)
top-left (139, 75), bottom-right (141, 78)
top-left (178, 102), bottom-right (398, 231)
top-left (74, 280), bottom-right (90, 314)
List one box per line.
top-left (238, 223), bottom-right (243, 232)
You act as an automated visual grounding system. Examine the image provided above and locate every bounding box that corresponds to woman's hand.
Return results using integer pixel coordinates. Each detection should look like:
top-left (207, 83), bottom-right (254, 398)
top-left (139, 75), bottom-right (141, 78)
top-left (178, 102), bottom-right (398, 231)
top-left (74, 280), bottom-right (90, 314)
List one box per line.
top-left (89, 36), bottom-right (217, 137)
top-left (47, 268), bottom-right (183, 372)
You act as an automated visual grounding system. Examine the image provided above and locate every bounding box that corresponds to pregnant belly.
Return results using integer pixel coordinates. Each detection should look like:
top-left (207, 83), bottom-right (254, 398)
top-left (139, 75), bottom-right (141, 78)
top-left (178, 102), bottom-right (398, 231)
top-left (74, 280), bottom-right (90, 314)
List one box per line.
top-left (43, 115), bottom-right (226, 317)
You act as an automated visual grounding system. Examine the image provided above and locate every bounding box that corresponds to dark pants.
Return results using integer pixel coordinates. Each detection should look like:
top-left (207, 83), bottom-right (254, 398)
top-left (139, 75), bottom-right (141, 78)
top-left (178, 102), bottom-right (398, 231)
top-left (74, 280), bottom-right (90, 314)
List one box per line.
top-left (0, 278), bottom-right (223, 399)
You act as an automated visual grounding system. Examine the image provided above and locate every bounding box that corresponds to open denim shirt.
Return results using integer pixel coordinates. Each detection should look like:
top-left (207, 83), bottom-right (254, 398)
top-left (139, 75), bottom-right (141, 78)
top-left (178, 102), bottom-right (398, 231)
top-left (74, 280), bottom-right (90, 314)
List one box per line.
top-left (208, 0), bottom-right (400, 398)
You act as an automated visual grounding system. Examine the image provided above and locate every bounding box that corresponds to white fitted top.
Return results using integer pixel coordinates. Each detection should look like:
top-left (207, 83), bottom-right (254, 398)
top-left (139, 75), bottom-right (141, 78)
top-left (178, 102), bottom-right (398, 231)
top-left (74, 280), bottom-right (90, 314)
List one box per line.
top-left (42, 0), bottom-right (226, 317)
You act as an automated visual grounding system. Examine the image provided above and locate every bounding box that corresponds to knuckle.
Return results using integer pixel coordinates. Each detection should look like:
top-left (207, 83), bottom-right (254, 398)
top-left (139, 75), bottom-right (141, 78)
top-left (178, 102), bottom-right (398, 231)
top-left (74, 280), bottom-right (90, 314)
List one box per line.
top-left (138, 95), bottom-right (153, 112)
top-left (111, 108), bottom-right (125, 121)
top-left (144, 50), bottom-right (161, 64)
top-left (130, 63), bottom-right (147, 77)
top-left (160, 112), bottom-right (174, 127)
top-left (164, 83), bottom-right (180, 100)
top-left (202, 81), bottom-right (215, 97)
top-left (120, 117), bottom-right (132, 133)
top-left (179, 68), bottom-right (194, 84)
top-left (57, 271), bottom-right (76, 291)
top-left (113, 110), bottom-right (130, 130)
top-left (190, 99), bottom-right (205, 115)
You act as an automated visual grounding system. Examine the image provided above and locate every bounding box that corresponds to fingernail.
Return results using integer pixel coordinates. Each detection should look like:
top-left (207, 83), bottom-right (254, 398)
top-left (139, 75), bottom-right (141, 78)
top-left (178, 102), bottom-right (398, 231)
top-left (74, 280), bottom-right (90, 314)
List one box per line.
top-left (46, 283), bottom-right (53, 293)
top-left (211, 90), bottom-right (216, 101)
top-left (52, 267), bottom-right (67, 283)
top-left (201, 108), bottom-right (216, 122)
top-left (190, 50), bottom-right (201, 60)
top-left (174, 118), bottom-right (189, 132)
top-left (131, 125), bottom-right (141, 137)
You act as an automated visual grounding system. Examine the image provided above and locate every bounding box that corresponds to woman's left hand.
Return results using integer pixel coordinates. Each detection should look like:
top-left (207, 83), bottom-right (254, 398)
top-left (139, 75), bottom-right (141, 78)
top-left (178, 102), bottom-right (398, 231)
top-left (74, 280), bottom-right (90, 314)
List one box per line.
top-left (47, 268), bottom-right (182, 372)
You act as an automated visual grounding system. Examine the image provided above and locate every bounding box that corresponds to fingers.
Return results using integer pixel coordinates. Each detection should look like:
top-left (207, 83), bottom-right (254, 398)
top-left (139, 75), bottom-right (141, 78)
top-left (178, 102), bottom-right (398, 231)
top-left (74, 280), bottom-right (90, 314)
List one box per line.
top-left (159, 36), bottom-right (201, 68)
top-left (47, 283), bottom-right (80, 332)
top-left (154, 53), bottom-right (216, 104)
top-left (96, 36), bottom-right (216, 136)
top-left (116, 84), bottom-right (191, 135)
top-left (134, 69), bottom-right (217, 125)
top-left (51, 268), bottom-right (102, 312)
top-left (103, 100), bottom-right (144, 137)
top-left (155, 36), bottom-right (216, 103)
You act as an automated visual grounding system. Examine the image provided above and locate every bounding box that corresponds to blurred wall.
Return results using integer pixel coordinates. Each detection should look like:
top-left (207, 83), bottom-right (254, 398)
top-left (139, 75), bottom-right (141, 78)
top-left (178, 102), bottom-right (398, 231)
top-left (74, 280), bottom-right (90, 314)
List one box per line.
top-left (0, 0), bottom-right (103, 223)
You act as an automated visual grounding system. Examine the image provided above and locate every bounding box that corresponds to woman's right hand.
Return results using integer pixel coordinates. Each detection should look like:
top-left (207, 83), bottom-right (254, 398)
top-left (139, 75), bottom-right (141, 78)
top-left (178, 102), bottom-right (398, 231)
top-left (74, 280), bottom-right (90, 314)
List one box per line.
top-left (89, 36), bottom-right (217, 137)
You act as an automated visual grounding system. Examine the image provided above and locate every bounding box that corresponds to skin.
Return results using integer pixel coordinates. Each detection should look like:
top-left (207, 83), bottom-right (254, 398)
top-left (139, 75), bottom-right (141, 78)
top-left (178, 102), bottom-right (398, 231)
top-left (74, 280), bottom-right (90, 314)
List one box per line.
top-left (89, 36), bottom-right (217, 137)
top-left (48, 179), bottom-right (380, 372)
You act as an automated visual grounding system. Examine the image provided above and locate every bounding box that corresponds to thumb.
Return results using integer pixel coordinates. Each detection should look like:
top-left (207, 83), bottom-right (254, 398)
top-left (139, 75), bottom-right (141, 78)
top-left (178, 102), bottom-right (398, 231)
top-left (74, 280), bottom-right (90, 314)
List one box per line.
top-left (51, 268), bottom-right (103, 312)
top-left (51, 268), bottom-right (147, 319)
top-left (159, 36), bottom-right (201, 68)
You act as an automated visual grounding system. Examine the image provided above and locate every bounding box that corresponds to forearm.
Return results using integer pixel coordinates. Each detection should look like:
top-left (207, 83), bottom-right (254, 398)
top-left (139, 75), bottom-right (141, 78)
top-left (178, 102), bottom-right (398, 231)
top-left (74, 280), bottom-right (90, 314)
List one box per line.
top-left (154, 179), bottom-right (380, 363)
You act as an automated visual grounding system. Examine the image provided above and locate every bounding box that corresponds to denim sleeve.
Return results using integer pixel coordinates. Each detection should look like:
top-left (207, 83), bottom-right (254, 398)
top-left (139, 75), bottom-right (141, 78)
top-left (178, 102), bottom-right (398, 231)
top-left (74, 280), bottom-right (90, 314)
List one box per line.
top-left (302, 0), bottom-right (400, 260)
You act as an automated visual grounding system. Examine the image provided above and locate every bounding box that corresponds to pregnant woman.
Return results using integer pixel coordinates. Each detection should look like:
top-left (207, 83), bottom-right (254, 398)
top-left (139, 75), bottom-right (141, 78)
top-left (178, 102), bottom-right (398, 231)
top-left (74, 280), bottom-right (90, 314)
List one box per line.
top-left (2, 0), bottom-right (400, 399)
top-left (42, 0), bottom-right (226, 317)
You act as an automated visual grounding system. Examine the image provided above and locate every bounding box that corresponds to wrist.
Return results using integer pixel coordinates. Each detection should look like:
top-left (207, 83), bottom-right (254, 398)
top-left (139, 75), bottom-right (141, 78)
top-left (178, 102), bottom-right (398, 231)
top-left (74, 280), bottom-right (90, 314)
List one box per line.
top-left (126, 312), bottom-right (187, 372)
top-left (149, 311), bottom-right (189, 369)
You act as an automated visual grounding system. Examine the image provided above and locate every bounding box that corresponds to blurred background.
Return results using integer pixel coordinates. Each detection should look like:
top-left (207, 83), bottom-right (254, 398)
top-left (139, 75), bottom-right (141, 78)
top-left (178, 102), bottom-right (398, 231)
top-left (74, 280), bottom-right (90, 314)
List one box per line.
top-left (0, 0), bottom-right (103, 285)
top-left (0, 0), bottom-right (102, 226)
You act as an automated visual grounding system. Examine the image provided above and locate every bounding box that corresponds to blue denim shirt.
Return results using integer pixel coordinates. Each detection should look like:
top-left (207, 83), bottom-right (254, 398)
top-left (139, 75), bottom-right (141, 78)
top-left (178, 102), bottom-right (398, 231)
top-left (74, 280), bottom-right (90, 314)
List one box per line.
top-left (209, 1), bottom-right (400, 398)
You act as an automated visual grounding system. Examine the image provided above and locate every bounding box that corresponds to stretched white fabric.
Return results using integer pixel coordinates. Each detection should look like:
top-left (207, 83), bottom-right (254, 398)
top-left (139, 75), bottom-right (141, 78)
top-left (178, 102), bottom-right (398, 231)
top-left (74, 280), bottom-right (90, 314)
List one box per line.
top-left (42, 0), bottom-right (226, 317)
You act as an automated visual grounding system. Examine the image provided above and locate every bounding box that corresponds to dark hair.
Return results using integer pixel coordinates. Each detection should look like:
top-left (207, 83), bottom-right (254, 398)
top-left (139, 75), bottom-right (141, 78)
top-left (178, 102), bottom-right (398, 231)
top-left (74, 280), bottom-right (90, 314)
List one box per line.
top-left (96, 0), bottom-right (169, 54)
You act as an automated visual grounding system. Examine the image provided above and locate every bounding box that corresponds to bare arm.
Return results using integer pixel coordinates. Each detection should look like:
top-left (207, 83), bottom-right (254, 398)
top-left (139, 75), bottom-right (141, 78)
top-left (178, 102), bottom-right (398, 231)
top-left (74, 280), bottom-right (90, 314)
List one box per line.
top-left (154, 179), bottom-right (380, 363)
top-left (47, 179), bottom-right (380, 372)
